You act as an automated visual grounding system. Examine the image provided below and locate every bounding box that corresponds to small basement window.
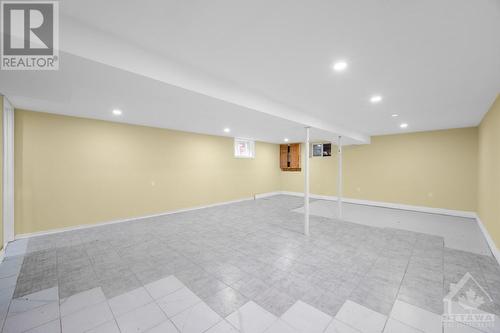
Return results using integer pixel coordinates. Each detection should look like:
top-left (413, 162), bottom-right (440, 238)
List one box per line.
top-left (234, 138), bottom-right (255, 158)
top-left (312, 144), bottom-right (323, 157)
top-left (312, 143), bottom-right (332, 157)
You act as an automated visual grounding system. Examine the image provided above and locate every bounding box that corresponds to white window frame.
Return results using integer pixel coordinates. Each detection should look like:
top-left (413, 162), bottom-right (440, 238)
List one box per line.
top-left (312, 143), bottom-right (323, 157)
top-left (311, 142), bottom-right (332, 157)
top-left (234, 138), bottom-right (255, 159)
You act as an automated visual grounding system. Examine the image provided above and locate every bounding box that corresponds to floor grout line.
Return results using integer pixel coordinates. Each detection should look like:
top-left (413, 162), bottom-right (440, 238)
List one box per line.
top-left (379, 233), bottom-right (417, 333)
top-left (0, 260), bottom-right (23, 333)
top-left (102, 297), bottom-right (122, 333)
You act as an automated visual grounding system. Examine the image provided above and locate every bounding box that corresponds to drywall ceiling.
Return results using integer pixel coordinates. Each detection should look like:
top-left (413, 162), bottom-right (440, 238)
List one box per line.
top-left (0, 53), bottom-right (346, 144)
top-left (60, 0), bottom-right (500, 135)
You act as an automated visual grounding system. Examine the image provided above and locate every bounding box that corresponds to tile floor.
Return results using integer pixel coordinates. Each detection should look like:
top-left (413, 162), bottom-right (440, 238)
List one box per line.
top-left (0, 195), bottom-right (499, 332)
top-left (293, 200), bottom-right (490, 256)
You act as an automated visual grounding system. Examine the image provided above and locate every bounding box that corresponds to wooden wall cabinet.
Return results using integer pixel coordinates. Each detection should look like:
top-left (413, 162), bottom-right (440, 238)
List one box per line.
top-left (280, 143), bottom-right (301, 171)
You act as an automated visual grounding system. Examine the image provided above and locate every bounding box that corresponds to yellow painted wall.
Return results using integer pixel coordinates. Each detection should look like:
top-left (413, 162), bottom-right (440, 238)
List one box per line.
top-left (478, 95), bottom-right (500, 247)
top-left (14, 110), bottom-right (281, 235)
top-left (281, 127), bottom-right (478, 212)
top-left (12, 109), bottom-right (483, 236)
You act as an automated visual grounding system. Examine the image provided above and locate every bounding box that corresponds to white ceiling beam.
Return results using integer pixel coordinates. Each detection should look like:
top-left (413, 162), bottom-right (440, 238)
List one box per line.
top-left (59, 16), bottom-right (370, 144)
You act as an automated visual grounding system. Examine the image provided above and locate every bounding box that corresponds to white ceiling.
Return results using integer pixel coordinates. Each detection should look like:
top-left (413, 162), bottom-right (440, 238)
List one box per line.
top-left (60, 0), bottom-right (500, 135)
top-left (2, 0), bottom-right (500, 144)
top-left (0, 53), bottom-right (345, 144)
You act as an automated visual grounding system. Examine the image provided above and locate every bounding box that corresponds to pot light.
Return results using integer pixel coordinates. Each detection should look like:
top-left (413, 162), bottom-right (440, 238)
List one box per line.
top-left (370, 95), bottom-right (383, 103)
top-left (112, 109), bottom-right (122, 116)
top-left (284, 138), bottom-right (289, 142)
top-left (391, 114), bottom-right (399, 118)
top-left (332, 61), bottom-right (348, 72)
top-left (223, 128), bottom-right (230, 133)
top-left (400, 123), bottom-right (409, 129)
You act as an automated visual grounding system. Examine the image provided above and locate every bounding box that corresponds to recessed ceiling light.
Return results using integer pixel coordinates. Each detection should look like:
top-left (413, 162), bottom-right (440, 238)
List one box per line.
top-left (284, 138), bottom-right (289, 142)
top-left (332, 61), bottom-right (348, 72)
top-left (112, 109), bottom-right (122, 116)
top-left (223, 128), bottom-right (230, 133)
top-left (391, 114), bottom-right (399, 117)
top-left (370, 95), bottom-right (383, 103)
top-left (400, 123), bottom-right (409, 129)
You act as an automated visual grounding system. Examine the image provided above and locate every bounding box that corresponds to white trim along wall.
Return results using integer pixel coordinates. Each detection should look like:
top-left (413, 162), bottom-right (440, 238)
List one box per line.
top-left (2, 97), bottom-right (15, 249)
top-left (11, 191), bottom-right (500, 266)
top-left (258, 191), bottom-right (499, 263)
top-left (475, 215), bottom-right (500, 265)
top-left (15, 196), bottom-right (257, 239)
top-left (274, 191), bottom-right (477, 218)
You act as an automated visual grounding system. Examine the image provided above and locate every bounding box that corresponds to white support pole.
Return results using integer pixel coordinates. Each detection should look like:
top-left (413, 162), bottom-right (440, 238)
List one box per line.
top-left (304, 127), bottom-right (310, 236)
top-left (337, 136), bottom-right (343, 219)
top-left (2, 97), bottom-right (15, 247)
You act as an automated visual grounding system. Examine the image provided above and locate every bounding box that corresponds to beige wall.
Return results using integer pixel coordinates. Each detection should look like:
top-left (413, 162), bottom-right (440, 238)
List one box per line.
top-left (14, 110), bottom-right (281, 235)
top-left (12, 108), bottom-right (484, 237)
top-left (478, 95), bottom-right (500, 248)
top-left (281, 127), bottom-right (478, 212)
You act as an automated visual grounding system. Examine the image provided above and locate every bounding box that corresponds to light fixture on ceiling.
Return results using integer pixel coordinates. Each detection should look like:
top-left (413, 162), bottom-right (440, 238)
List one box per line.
top-left (223, 128), bottom-right (230, 133)
top-left (370, 95), bottom-right (383, 103)
top-left (284, 138), bottom-right (289, 142)
top-left (112, 109), bottom-right (122, 116)
top-left (391, 114), bottom-right (399, 117)
top-left (332, 61), bottom-right (348, 72)
top-left (400, 123), bottom-right (409, 129)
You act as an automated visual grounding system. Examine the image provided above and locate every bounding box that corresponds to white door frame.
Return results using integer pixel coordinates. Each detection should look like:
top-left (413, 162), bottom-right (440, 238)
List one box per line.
top-left (3, 97), bottom-right (15, 247)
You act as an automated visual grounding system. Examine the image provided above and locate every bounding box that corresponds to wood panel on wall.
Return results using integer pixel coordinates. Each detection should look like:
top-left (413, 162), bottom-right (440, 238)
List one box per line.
top-left (289, 144), bottom-right (301, 169)
top-left (280, 143), bottom-right (301, 171)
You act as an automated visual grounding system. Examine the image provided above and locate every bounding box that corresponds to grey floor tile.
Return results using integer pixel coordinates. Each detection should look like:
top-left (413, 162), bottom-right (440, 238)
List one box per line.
top-left (183, 273), bottom-right (228, 299)
top-left (210, 264), bottom-right (247, 285)
top-left (4, 194), bottom-right (499, 326)
top-left (303, 290), bottom-right (347, 316)
top-left (58, 278), bottom-right (100, 299)
top-left (99, 273), bottom-right (142, 298)
top-left (405, 263), bottom-right (443, 284)
top-left (57, 258), bottom-right (92, 277)
top-left (134, 267), bottom-right (170, 285)
top-left (254, 286), bottom-right (297, 316)
top-left (354, 277), bottom-right (400, 301)
top-left (57, 264), bottom-right (95, 283)
top-left (202, 286), bottom-right (248, 317)
top-left (272, 274), bottom-right (314, 300)
top-left (93, 262), bottom-right (133, 281)
top-left (398, 275), bottom-right (444, 315)
top-left (349, 289), bottom-right (395, 315)
top-left (88, 251), bottom-right (122, 266)
top-left (14, 268), bottom-right (58, 298)
top-left (231, 276), bottom-right (271, 299)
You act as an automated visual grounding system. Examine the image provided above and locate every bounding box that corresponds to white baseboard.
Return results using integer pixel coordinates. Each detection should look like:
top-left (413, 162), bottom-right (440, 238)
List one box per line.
top-left (15, 196), bottom-right (256, 240)
top-left (279, 191), bottom-right (304, 198)
top-left (273, 191), bottom-right (500, 264)
top-left (12, 191), bottom-right (500, 267)
top-left (254, 191), bottom-right (282, 199)
top-left (475, 214), bottom-right (500, 265)
top-left (279, 191), bottom-right (476, 218)
top-left (0, 248), bottom-right (4, 263)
